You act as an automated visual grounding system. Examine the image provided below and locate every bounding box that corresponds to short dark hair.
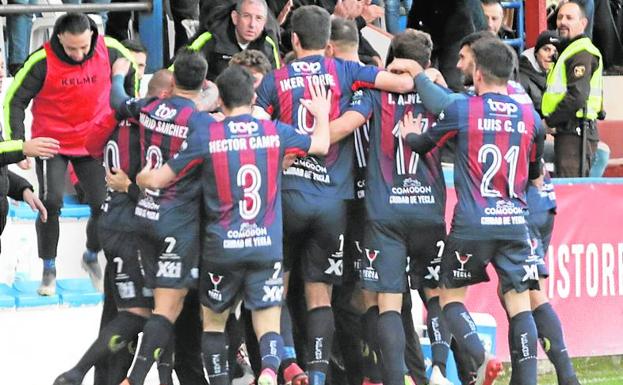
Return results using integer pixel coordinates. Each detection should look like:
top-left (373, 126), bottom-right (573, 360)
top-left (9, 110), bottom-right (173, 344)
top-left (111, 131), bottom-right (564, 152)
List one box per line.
top-left (391, 29), bottom-right (432, 68)
top-left (229, 50), bottom-right (272, 75)
top-left (121, 39), bottom-right (146, 54)
top-left (471, 38), bottom-right (514, 85)
top-left (330, 18), bottom-right (359, 50)
top-left (562, 0), bottom-right (587, 18)
top-left (54, 13), bottom-right (91, 35)
top-left (216, 65), bottom-right (255, 109)
top-left (291, 6), bottom-right (330, 50)
top-left (173, 47), bottom-right (208, 91)
top-left (459, 30), bottom-right (497, 49)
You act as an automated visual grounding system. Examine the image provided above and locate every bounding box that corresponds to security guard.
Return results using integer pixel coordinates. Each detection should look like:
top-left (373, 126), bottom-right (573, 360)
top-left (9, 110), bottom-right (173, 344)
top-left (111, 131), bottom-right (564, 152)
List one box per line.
top-left (189, 0), bottom-right (281, 81)
top-left (542, 0), bottom-right (603, 177)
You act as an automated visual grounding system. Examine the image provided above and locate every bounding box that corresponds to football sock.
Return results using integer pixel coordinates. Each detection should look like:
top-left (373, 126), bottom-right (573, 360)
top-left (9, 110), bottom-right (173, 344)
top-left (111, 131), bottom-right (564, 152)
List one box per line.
top-left (426, 296), bottom-right (450, 376)
top-left (259, 331), bottom-right (283, 373)
top-left (361, 306), bottom-right (383, 383)
top-left (509, 311), bottom-right (538, 385)
top-left (127, 314), bottom-right (173, 385)
top-left (533, 303), bottom-right (576, 383)
top-left (43, 258), bottom-right (56, 270)
top-left (71, 311), bottom-right (146, 379)
top-left (280, 306), bottom-right (297, 367)
top-left (306, 306), bottom-right (335, 385)
top-left (202, 331), bottom-right (229, 385)
top-left (442, 302), bottom-right (485, 365)
top-left (377, 311), bottom-right (407, 385)
top-left (157, 333), bottom-right (175, 385)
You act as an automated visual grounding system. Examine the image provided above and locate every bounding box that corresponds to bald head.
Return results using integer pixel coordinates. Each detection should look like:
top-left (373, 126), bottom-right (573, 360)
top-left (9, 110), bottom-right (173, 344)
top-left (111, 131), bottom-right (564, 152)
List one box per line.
top-left (147, 69), bottom-right (174, 98)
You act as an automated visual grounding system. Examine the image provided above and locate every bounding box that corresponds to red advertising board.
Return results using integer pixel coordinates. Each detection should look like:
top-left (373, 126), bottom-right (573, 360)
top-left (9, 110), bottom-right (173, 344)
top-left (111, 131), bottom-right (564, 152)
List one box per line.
top-left (445, 182), bottom-right (623, 359)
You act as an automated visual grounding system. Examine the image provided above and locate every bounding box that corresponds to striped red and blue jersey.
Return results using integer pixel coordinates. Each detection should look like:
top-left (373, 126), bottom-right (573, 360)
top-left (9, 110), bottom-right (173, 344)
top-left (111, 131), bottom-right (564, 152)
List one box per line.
top-left (168, 114), bottom-right (311, 263)
top-left (99, 118), bottom-right (143, 232)
top-left (116, 96), bottom-right (213, 221)
top-left (256, 55), bottom-right (379, 199)
top-left (420, 93), bottom-right (544, 240)
top-left (349, 89), bottom-right (445, 223)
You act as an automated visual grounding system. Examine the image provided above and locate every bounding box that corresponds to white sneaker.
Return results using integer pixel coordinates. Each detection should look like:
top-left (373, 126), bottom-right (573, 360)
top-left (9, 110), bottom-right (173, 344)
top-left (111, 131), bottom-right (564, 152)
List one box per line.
top-left (37, 268), bottom-right (56, 296)
top-left (429, 365), bottom-right (454, 385)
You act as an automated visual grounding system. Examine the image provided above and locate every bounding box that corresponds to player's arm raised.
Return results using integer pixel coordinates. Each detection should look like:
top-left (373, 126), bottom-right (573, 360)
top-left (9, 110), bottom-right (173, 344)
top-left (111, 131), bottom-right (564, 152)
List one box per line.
top-left (301, 82), bottom-right (332, 156)
top-left (374, 58), bottom-right (424, 94)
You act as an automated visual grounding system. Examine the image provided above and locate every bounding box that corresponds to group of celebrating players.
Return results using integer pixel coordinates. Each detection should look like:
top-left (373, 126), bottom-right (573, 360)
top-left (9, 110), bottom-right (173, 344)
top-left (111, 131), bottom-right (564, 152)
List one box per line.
top-left (51, 4), bottom-right (580, 385)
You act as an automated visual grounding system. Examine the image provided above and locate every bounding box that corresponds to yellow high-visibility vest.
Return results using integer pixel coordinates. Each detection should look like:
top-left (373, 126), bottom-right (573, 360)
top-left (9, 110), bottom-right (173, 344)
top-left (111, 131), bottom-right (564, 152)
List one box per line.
top-left (541, 37), bottom-right (603, 120)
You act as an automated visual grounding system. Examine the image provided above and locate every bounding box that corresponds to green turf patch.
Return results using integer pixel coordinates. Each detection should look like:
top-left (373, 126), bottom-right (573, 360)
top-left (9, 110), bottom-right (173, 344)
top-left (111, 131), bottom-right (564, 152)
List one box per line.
top-left (496, 355), bottom-right (623, 385)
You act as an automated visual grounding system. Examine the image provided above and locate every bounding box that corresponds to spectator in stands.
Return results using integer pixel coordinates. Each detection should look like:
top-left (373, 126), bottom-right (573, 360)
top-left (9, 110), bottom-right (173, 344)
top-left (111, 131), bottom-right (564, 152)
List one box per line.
top-left (407, 0), bottom-right (488, 91)
top-left (519, 30), bottom-right (560, 117)
top-left (2, 13), bottom-right (137, 296)
top-left (190, 0), bottom-right (281, 81)
top-left (481, 0), bottom-right (515, 39)
top-left (542, 0), bottom-right (604, 177)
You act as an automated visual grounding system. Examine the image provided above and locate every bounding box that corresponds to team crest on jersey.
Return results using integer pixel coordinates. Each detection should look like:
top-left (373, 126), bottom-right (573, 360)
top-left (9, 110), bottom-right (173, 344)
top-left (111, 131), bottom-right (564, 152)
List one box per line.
top-left (208, 273), bottom-right (224, 301)
top-left (291, 61), bottom-right (322, 74)
top-left (453, 251), bottom-right (472, 279)
top-left (362, 248), bottom-right (380, 281)
top-left (228, 121), bottom-right (259, 136)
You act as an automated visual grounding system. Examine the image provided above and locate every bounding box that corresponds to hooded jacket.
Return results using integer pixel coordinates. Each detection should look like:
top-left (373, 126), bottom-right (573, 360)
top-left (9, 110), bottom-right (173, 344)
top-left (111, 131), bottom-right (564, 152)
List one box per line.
top-left (518, 48), bottom-right (547, 117)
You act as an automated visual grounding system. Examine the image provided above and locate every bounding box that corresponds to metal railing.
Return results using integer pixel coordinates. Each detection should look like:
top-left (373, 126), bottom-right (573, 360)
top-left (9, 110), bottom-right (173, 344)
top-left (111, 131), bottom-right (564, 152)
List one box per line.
top-left (0, 2), bottom-right (151, 15)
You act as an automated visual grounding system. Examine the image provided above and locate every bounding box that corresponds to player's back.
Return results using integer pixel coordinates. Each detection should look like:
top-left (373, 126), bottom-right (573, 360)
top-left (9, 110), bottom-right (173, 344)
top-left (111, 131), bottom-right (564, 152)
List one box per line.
top-left (136, 96), bottom-right (210, 221)
top-left (450, 93), bottom-right (541, 240)
top-left (256, 55), bottom-right (379, 199)
top-left (201, 114), bottom-right (309, 263)
top-left (364, 89), bottom-right (445, 223)
top-left (100, 118), bottom-right (142, 231)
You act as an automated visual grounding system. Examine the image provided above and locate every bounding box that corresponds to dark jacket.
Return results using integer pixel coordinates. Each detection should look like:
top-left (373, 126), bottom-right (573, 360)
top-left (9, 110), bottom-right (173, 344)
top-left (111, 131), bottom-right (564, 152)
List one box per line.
top-left (3, 17), bottom-right (137, 144)
top-left (193, 12), bottom-right (281, 81)
top-left (518, 49), bottom-right (547, 117)
top-left (0, 170), bottom-right (34, 243)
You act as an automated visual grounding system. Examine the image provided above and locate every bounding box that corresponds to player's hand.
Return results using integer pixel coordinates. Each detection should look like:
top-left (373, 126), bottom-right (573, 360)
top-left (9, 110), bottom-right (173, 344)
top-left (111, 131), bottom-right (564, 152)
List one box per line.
top-left (277, 0), bottom-right (294, 25)
top-left (136, 162), bottom-right (154, 189)
top-left (112, 58), bottom-right (132, 76)
top-left (282, 153), bottom-right (298, 170)
top-left (399, 111), bottom-right (423, 139)
top-left (424, 67), bottom-right (448, 87)
top-left (387, 58), bottom-right (423, 77)
top-left (106, 168), bottom-right (131, 193)
top-left (333, 0), bottom-right (363, 19)
top-left (22, 137), bottom-right (60, 158)
top-left (16, 158), bottom-right (31, 170)
top-left (300, 81), bottom-right (332, 120)
top-left (362, 4), bottom-right (384, 23)
top-left (22, 188), bottom-right (47, 222)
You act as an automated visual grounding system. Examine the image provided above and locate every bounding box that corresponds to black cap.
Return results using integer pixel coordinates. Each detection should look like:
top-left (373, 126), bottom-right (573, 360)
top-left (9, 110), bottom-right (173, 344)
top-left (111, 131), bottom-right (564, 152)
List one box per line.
top-left (535, 30), bottom-right (560, 52)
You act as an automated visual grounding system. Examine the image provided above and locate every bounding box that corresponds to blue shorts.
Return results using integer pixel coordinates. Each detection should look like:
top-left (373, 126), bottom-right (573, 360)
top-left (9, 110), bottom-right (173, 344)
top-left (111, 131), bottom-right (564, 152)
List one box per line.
top-left (360, 218), bottom-right (446, 293)
top-left (440, 234), bottom-right (540, 294)
top-left (282, 190), bottom-right (347, 284)
top-left (199, 259), bottom-right (284, 313)
top-left (137, 210), bottom-right (200, 289)
top-left (527, 211), bottom-right (555, 278)
top-left (99, 227), bottom-right (153, 309)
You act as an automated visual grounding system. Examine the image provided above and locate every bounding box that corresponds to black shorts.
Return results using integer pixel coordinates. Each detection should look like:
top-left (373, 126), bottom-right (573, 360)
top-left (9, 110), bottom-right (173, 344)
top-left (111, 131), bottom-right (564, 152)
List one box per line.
top-left (282, 190), bottom-right (347, 285)
top-left (360, 218), bottom-right (446, 293)
top-left (199, 258), bottom-right (284, 313)
top-left (527, 211), bottom-right (555, 278)
top-left (440, 234), bottom-right (540, 294)
top-left (99, 227), bottom-right (153, 309)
